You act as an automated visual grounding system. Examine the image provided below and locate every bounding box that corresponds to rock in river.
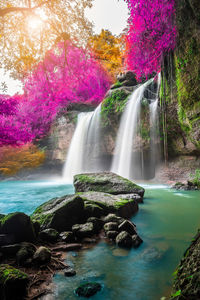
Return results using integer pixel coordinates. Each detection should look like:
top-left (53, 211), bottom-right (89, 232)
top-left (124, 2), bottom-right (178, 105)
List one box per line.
top-left (74, 172), bottom-right (145, 197)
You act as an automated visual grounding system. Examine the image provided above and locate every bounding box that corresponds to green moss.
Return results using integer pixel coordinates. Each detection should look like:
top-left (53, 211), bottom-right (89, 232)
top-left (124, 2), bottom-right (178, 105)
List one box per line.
top-left (112, 81), bottom-right (123, 89)
top-left (101, 90), bottom-right (129, 127)
top-left (0, 264), bottom-right (28, 285)
top-left (171, 290), bottom-right (182, 298)
top-left (114, 198), bottom-right (134, 209)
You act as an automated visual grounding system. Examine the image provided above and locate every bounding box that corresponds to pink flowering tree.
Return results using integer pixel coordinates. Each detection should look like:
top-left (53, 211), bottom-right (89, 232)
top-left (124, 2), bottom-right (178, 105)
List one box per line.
top-left (0, 41), bottom-right (111, 146)
top-left (124, 0), bottom-right (176, 78)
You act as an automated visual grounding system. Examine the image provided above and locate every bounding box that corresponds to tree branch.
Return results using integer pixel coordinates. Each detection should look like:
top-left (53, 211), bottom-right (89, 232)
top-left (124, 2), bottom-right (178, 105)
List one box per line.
top-left (0, 1), bottom-right (49, 17)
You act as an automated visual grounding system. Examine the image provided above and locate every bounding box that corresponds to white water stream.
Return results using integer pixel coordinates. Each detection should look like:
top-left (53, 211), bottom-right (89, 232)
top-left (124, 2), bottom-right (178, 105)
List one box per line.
top-left (63, 104), bottom-right (102, 182)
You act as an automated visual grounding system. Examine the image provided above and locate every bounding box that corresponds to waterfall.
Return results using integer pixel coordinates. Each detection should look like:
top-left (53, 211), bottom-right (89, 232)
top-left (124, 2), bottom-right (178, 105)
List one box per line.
top-left (149, 73), bottom-right (161, 176)
top-left (111, 76), bottom-right (161, 180)
top-left (63, 104), bottom-right (102, 182)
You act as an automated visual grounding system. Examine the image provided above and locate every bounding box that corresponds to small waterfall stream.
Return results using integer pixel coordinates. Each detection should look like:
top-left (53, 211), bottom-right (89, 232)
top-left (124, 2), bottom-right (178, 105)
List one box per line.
top-left (111, 76), bottom-right (161, 180)
top-left (63, 104), bottom-right (102, 182)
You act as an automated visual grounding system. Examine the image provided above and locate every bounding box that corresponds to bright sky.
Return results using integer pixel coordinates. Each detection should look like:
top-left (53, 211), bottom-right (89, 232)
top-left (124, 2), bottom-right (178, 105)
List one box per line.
top-left (0, 0), bottom-right (128, 96)
top-left (86, 0), bottom-right (128, 35)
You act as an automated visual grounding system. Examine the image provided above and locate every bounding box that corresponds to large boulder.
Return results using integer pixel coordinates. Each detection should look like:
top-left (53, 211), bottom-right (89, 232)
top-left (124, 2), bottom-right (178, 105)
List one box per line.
top-left (31, 195), bottom-right (85, 232)
top-left (0, 264), bottom-right (29, 300)
top-left (80, 191), bottom-right (139, 218)
top-left (0, 213), bottom-right (35, 243)
top-left (74, 172), bottom-right (145, 197)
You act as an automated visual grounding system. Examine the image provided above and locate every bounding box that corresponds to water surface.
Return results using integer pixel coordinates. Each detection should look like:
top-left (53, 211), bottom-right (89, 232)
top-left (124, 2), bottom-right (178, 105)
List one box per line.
top-left (53, 184), bottom-right (200, 300)
top-left (0, 181), bottom-right (199, 300)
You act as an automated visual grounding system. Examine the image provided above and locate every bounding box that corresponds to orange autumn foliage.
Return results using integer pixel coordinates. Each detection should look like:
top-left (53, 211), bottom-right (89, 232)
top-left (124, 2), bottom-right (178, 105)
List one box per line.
top-left (0, 144), bottom-right (45, 176)
top-left (88, 30), bottom-right (125, 80)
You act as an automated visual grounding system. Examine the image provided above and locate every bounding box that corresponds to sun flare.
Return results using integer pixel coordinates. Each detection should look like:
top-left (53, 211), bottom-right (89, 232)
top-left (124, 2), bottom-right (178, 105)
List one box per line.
top-left (27, 15), bottom-right (43, 32)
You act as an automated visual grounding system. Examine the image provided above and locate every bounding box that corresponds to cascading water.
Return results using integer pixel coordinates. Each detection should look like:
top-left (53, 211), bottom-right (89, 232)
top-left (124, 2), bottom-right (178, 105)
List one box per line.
top-left (111, 76), bottom-right (161, 180)
top-left (149, 73), bottom-right (161, 176)
top-left (63, 104), bottom-right (102, 182)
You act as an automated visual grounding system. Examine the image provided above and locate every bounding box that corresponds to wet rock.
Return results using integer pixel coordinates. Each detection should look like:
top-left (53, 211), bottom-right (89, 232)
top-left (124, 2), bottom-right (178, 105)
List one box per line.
top-left (31, 195), bottom-right (85, 232)
top-left (132, 235), bottom-right (143, 248)
top-left (87, 217), bottom-right (103, 232)
top-left (32, 221), bottom-right (40, 236)
top-left (104, 222), bottom-right (118, 232)
top-left (0, 264), bottom-right (29, 300)
top-left (60, 231), bottom-right (75, 243)
top-left (64, 268), bottom-right (76, 277)
top-left (103, 214), bottom-right (123, 224)
top-left (112, 248), bottom-right (129, 257)
top-left (117, 71), bottom-right (137, 86)
top-left (0, 234), bottom-right (15, 246)
top-left (172, 180), bottom-right (200, 191)
top-left (170, 230), bottom-right (200, 299)
top-left (39, 228), bottom-right (59, 243)
top-left (81, 191), bottom-right (139, 218)
top-left (116, 231), bottom-right (132, 248)
top-left (74, 172), bottom-right (145, 197)
top-left (33, 246), bottom-right (51, 265)
top-left (119, 193), bottom-right (143, 204)
top-left (84, 202), bottom-right (105, 218)
top-left (0, 212), bottom-right (36, 243)
top-left (118, 220), bottom-right (137, 235)
top-left (16, 243), bottom-right (35, 266)
top-left (75, 282), bottom-right (102, 297)
top-left (72, 222), bottom-right (95, 238)
top-left (106, 231), bottom-right (118, 240)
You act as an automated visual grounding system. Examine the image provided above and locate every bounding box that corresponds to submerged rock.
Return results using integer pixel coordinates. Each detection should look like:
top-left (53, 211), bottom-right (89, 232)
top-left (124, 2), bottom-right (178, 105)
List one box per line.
top-left (64, 268), bottom-right (76, 277)
top-left (73, 172), bottom-right (145, 197)
top-left (0, 264), bottom-right (29, 300)
top-left (75, 282), bottom-right (102, 298)
top-left (0, 212), bottom-right (36, 243)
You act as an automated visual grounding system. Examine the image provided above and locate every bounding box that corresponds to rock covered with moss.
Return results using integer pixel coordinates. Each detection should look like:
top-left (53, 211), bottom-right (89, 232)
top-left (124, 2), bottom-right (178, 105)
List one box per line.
top-left (170, 230), bottom-right (200, 300)
top-left (0, 264), bottom-right (29, 300)
top-left (74, 172), bottom-right (145, 197)
top-left (31, 195), bottom-right (85, 232)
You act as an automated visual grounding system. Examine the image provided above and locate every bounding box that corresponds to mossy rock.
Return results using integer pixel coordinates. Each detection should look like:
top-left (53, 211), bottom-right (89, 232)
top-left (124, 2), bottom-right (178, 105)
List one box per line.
top-left (31, 195), bottom-right (85, 232)
top-left (80, 191), bottom-right (139, 218)
top-left (0, 264), bottom-right (29, 300)
top-left (74, 172), bottom-right (145, 197)
top-left (0, 212), bottom-right (35, 243)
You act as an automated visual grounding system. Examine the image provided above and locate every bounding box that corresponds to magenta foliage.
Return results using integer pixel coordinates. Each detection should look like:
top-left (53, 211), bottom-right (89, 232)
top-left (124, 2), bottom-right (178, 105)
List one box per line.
top-left (0, 41), bottom-right (111, 146)
top-left (125, 0), bottom-right (176, 78)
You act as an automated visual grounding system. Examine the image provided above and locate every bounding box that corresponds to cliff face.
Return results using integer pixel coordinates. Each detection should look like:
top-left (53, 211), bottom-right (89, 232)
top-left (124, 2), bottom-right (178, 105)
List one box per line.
top-left (164, 0), bottom-right (200, 157)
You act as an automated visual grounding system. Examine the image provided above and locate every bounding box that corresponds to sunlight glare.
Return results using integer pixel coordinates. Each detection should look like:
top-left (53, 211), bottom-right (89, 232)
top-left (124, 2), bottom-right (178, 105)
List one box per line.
top-left (27, 15), bottom-right (43, 32)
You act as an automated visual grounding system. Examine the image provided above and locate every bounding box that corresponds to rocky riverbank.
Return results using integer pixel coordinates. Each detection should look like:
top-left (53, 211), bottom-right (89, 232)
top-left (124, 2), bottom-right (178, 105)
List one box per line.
top-left (170, 230), bottom-right (200, 300)
top-left (0, 172), bottom-right (144, 299)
